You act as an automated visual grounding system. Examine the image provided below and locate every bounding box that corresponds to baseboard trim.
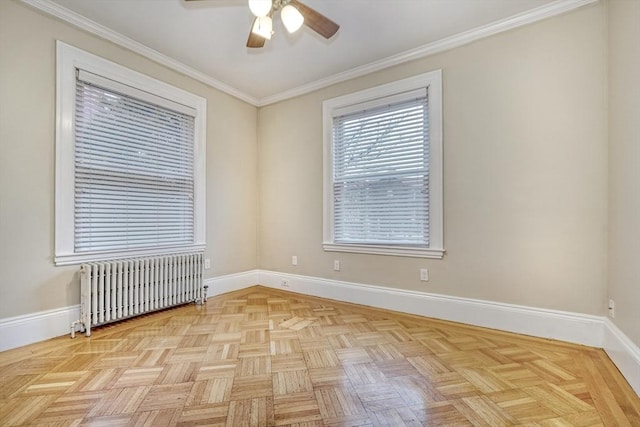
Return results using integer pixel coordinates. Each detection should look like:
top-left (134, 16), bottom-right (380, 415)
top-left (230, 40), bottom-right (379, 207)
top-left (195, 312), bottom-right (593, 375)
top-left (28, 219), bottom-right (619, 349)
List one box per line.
top-left (0, 305), bottom-right (80, 352)
top-left (603, 319), bottom-right (640, 395)
top-left (3, 269), bottom-right (639, 398)
top-left (0, 270), bottom-right (259, 352)
top-left (258, 271), bottom-right (639, 396)
top-left (204, 270), bottom-right (259, 297)
top-left (257, 271), bottom-right (605, 348)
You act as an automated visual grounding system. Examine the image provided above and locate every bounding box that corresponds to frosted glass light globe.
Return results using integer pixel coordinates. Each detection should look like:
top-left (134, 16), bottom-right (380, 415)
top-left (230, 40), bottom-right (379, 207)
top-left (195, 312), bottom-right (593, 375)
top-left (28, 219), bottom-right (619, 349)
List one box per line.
top-left (248, 0), bottom-right (272, 17)
top-left (251, 16), bottom-right (273, 39)
top-left (281, 4), bottom-right (304, 33)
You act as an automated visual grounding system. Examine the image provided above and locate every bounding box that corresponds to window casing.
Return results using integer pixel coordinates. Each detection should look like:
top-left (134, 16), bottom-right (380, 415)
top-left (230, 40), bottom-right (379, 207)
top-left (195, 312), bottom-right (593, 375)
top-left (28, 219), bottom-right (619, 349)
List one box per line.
top-left (323, 71), bottom-right (444, 258)
top-left (55, 42), bottom-right (206, 265)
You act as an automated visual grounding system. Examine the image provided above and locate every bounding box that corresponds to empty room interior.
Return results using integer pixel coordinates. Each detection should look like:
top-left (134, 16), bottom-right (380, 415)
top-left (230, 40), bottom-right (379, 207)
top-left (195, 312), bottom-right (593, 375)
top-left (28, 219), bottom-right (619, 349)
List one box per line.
top-left (1, 0), bottom-right (639, 425)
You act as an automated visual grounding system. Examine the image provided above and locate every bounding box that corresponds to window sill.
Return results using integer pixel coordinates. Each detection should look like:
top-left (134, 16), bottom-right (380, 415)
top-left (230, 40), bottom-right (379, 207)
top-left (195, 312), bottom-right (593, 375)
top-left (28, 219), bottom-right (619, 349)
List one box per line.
top-left (54, 244), bottom-right (206, 266)
top-left (323, 242), bottom-right (444, 259)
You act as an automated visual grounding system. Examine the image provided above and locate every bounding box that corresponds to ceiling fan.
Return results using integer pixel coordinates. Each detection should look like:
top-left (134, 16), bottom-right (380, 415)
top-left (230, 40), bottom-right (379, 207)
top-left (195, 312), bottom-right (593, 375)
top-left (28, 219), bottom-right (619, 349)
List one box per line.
top-left (186, 0), bottom-right (340, 48)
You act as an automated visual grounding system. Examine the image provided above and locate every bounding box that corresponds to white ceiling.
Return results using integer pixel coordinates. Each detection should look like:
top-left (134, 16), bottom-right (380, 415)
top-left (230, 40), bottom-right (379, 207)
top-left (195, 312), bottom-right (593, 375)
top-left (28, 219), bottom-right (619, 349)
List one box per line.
top-left (38, 0), bottom-right (588, 105)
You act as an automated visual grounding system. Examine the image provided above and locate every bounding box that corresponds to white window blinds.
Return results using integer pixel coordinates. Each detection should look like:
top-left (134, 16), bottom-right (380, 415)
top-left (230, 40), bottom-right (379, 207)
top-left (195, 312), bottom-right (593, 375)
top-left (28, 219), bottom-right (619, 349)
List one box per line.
top-left (74, 73), bottom-right (196, 253)
top-left (332, 91), bottom-right (429, 246)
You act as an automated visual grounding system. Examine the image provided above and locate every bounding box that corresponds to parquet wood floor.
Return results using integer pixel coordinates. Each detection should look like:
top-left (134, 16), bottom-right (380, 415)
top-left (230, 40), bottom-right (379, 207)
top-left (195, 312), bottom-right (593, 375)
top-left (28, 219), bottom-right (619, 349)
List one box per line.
top-left (1, 286), bottom-right (639, 426)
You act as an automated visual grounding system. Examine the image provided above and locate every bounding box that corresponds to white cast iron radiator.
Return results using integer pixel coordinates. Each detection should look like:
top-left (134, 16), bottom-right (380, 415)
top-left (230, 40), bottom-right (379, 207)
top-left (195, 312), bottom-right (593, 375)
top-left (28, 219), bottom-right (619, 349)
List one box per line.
top-left (73, 252), bottom-right (205, 337)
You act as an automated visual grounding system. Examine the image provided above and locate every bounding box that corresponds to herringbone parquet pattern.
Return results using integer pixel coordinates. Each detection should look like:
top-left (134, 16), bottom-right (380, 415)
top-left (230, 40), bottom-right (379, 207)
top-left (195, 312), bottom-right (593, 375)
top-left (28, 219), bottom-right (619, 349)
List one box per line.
top-left (0, 286), bottom-right (639, 426)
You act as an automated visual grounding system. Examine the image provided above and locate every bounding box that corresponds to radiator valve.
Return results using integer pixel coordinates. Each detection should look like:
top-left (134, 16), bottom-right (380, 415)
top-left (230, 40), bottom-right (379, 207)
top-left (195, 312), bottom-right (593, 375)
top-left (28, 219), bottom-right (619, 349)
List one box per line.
top-left (70, 320), bottom-right (85, 339)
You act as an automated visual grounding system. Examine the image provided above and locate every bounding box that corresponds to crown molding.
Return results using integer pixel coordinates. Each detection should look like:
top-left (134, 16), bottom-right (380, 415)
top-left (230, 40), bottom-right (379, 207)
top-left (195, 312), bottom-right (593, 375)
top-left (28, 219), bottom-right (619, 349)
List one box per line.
top-left (22, 0), bottom-right (597, 108)
top-left (20, 0), bottom-right (260, 106)
top-left (256, 0), bottom-right (599, 106)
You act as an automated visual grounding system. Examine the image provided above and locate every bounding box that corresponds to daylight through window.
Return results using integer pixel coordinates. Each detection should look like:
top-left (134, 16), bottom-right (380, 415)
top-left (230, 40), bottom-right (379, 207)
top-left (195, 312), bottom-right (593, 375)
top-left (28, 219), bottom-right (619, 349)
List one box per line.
top-left (74, 75), bottom-right (196, 253)
top-left (323, 71), bottom-right (443, 258)
top-left (55, 42), bottom-right (206, 265)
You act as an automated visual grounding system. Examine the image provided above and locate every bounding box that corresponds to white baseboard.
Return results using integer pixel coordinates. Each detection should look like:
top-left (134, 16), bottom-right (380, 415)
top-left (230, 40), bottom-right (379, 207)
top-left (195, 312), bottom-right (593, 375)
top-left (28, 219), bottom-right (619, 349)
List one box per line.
top-left (0, 305), bottom-right (80, 352)
top-left (0, 270), bottom-right (259, 353)
top-left (204, 269), bottom-right (259, 297)
top-left (603, 318), bottom-right (640, 395)
top-left (258, 271), bottom-right (640, 397)
top-left (257, 271), bottom-right (605, 347)
top-left (2, 268), bottom-right (638, 398)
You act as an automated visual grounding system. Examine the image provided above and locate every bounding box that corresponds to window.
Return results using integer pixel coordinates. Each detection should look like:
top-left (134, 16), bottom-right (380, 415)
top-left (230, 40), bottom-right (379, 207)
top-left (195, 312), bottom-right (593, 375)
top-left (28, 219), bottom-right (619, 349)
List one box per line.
top-left (323, 71), bottom-right (443, 258)
top-left (55, 42), bottom-right (206, 265)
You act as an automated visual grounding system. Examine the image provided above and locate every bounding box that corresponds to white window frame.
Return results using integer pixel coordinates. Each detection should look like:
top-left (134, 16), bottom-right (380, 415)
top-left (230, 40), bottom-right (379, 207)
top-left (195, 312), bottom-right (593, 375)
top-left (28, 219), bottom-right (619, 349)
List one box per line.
top-left (322, 70), bottom-right (444, 259)
top-left (55, 41), bottom-right (206, 266)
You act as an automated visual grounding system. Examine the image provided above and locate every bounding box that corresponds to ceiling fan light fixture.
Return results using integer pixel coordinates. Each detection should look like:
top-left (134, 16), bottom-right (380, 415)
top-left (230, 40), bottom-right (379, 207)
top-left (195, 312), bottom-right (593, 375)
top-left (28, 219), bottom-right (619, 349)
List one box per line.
top-left (281, 4), bottom-right (304, 33)
top-left (248, 0), bottom-right (272, 17)
top-left (251, 16), bottom-right (273, 39)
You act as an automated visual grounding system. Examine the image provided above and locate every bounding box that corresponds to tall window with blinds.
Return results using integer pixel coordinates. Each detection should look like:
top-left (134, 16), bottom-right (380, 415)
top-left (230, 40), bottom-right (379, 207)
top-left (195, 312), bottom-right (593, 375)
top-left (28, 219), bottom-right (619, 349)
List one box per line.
top-left (323, 71), bottom-right (443, 259)
top-left (333, 94), bottom-right (429, 246)
top-left (55, 42), bottom-right (206, 265)
top-left (74, 77), bottom-right (195, 252)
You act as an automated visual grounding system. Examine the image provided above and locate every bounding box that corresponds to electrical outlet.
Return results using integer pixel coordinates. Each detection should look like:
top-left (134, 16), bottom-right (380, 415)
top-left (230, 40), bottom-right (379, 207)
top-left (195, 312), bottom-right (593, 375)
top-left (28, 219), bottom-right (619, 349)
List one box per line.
top-left (204, 258), bottom-right (211, 269)
top-left (608, 299), bottom-right (615, 318)
top-left (333, 260), bottom-right (340, 271)
top-left (420, 268), bottom-right (429, 282)
top-left (281, 279), bottom-right (290, 288)
top-left (292, 256), bottom-right (298, 266)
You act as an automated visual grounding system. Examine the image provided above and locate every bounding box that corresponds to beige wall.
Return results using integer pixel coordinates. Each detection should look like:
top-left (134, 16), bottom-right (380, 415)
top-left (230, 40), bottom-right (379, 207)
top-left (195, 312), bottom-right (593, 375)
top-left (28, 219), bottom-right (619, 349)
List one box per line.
top-left (258, 2), bottom-right (608, 315)
top-left (0, 0), bottom-right (621, 329)
top-left (0, 1), bottom-right (258, 319)
top-left (608, 0), bottom-right (640, 346)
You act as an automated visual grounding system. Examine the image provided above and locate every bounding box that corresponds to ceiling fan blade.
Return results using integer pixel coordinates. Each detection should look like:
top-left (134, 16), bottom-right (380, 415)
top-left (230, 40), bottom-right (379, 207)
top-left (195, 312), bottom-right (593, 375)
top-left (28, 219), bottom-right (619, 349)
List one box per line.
top-left (246, 18), bottom-right (266, 48)
top-left (290, 0), bottom-right (339, 39)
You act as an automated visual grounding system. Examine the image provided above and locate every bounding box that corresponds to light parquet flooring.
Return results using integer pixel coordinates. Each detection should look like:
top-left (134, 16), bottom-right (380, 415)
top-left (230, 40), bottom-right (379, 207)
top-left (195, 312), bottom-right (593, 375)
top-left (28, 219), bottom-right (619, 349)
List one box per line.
top-left (1, 286), bottom-right (639, 426)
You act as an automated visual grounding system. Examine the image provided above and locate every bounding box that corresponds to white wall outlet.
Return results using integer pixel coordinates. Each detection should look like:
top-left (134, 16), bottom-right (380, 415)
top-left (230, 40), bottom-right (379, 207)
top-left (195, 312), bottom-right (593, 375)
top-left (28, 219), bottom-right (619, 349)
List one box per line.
top-left (292, 256), bottom-right (298, 266)
top-left (333, 260), bottom-right (341, 271)
top-left (608, 299), bottom-right (615, 318)
top-left (420, 268), bottom-right (429, 282)
top-left (204, 258), bottom-right (211, 269)
top-left (281, 279), bottom-right (290, 288)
